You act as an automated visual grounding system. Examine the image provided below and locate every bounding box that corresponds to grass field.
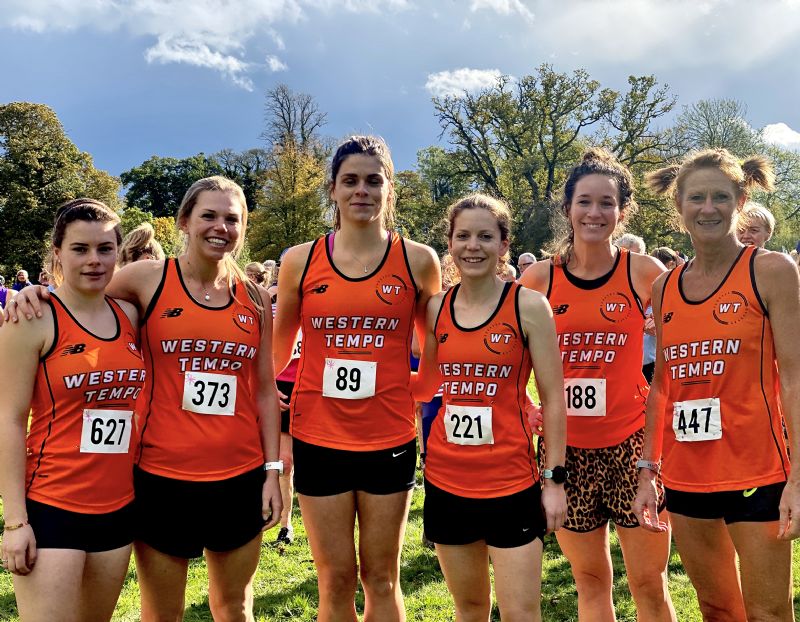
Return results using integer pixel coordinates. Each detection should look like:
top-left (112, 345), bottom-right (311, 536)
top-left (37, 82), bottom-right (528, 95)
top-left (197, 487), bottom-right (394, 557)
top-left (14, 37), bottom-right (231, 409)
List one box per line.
top-left (0, 483), bottom-right (798, 621)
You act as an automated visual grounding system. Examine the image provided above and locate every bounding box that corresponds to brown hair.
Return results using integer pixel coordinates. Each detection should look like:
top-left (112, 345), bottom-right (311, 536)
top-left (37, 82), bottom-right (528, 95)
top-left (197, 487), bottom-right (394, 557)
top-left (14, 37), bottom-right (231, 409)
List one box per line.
top-left (446, 193), bottom-right (512, 268)
top-left (118, 222), bottom-right (165, 266)
top-left (48, 198), bottom-right (122, 285)
top-left (176, 176), bottom-right (264, 324)
top-left (550, 148), bottom-right (638, 264)
top-left (245, 261), bottom-right (267, 285)
top-left (329, 135), bottom-right (395, 230)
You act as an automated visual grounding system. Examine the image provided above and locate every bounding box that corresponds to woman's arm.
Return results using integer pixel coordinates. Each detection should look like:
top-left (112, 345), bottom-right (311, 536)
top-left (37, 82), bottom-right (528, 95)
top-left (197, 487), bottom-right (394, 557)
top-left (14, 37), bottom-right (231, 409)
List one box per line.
top-left (254, 285), bottom-right (283, 530)
top-left (633, 272), bottom-right (670, 532)
top-left (410, 293), bottom-right (445, 402)
top-left (0, 306), bottom-right (52, 574)
top-left (272, 243), bottom-right (312, 378)
top-left (754, 251), bottom-right (800, 539)
top-left (519, 288), bottom-right (567, 533)
top-left (405, 240), bottom-right (442, 349)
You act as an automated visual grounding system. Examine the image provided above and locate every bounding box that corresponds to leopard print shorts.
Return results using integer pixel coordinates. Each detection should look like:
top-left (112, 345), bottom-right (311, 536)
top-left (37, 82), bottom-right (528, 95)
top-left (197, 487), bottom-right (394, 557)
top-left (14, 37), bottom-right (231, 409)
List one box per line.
top-left (539, 428), bottom-right (665, 532)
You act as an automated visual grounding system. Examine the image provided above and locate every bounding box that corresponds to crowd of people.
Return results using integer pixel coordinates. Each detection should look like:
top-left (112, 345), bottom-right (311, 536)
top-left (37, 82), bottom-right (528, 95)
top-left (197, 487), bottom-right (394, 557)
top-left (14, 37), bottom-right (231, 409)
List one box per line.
top-left (0, 136), bottom-right (797, 622)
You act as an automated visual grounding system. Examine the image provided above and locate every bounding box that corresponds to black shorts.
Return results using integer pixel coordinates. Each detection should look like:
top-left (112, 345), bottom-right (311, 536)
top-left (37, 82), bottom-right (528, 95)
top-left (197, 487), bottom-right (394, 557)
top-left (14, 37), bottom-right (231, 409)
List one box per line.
top-left (293, 438), bottom-right (416, 496)
top-left (665, 481), bottom-right (785, 524)
top-left (133, 465), bottom-right (266, 558)
top-left (276, 379), bottom-right (294, 434)
top-left (423, 479), bottom-right (545, 548)
top-left (26, 498), bottom-right (135, 553)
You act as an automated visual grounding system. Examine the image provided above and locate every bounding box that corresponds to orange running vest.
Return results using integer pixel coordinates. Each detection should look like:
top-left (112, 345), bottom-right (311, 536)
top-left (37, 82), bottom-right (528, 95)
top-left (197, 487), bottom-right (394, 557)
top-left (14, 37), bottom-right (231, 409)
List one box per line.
top-left (26, 294), bottom-right (145, 513)
top-left (548, 248), bottom-right (648, 448)
top-left (291, 232), bottom-right (417, 450)
top-left (426, 282), bottom-right (537, 498)
top-left (659, 246), bottom-right (789, 492)
top-left (136, 259), bottom-right (264, 480)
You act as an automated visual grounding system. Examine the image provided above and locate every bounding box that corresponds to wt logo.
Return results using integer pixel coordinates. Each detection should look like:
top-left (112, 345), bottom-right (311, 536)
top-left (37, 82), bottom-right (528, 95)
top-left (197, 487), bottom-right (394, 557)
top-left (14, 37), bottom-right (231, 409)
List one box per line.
top-left (712, 291), bottom-right (748, 325)
top-left (599, 292), bottom-right (633, 323)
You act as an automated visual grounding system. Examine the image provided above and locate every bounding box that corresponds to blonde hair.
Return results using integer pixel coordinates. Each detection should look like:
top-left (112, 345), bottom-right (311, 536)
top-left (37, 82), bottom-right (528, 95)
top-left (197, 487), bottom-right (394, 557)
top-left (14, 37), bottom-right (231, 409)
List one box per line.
top-left (738, 201), bottom-right (776, 237)
top-left (176, 176), bottom-right (264, 324)
top-left (118, 222), bottom-right (165, 266)
top-left (245, 261), bottom-right (267, 285)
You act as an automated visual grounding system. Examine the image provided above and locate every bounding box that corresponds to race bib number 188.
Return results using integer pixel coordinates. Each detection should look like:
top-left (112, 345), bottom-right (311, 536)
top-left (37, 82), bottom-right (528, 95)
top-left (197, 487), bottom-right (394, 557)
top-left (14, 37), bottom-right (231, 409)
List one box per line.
top-left (565, 378), bottom-right (606, 417)
top-left (182, 371), bottom-right (237, 416)
top-left (80, 409), bottom-right (133, 454)
top-left (322, 358), bottom-right (377, 400)
top-left (673, 397), bottom-right (722, 442)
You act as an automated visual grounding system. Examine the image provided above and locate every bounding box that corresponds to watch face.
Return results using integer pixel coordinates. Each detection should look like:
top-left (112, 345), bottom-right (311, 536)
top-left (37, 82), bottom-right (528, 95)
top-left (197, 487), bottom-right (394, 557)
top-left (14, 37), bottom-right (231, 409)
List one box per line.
top-left (551, 466), bottom-right (568, 484)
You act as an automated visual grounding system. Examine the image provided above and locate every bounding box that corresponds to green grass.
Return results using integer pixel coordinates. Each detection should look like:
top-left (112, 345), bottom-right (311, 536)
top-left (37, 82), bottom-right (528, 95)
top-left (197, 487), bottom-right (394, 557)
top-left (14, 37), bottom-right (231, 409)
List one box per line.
top-left (1, 487), bottom-right (798, 621)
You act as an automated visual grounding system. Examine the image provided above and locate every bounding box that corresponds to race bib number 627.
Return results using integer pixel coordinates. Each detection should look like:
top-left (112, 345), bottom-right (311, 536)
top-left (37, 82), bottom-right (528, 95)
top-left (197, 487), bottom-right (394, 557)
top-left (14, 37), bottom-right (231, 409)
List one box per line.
top-left (80, 409), bottom-right (133, 454)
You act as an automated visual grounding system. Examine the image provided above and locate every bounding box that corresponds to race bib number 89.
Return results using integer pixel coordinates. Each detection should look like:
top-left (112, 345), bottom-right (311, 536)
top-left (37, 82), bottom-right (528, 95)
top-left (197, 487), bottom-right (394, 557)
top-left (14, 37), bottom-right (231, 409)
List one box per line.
top-left (673, 397), bottom-right (721, 442)
top-left (565, 378), bottom-right (606, 417)
top-left (80, 409), bottom-right (133, 454)
top-left (444, 405), bottom-right (494, 446)
top-left (182, 372), bottom-right (237, 416)
top-left (322, 358), bottom-right (377, 400)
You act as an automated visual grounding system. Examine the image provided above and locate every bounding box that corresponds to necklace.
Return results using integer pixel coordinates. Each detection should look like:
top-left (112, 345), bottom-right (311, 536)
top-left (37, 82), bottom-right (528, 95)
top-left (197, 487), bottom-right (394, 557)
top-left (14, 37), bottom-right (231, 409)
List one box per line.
top-left (185, 259), bottom-right (217, 301)
top-left (345, 233), bottom-right (386, 274)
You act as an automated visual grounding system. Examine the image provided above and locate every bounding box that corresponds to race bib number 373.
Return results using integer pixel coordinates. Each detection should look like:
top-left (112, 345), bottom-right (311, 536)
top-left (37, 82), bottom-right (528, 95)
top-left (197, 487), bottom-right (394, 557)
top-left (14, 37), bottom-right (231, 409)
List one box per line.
top-left (322, 358), bottom-right (377, 400)
top-left (673, 397), bottom-right (722, 442)
top-left (80, 409), bottom-right (133, 454)
top-left (182, 372), bottom-right (237, 416)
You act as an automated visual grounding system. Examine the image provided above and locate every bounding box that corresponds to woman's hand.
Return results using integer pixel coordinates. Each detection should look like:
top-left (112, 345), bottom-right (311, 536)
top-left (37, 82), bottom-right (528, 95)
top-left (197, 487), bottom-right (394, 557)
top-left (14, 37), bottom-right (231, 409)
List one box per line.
top-left (3, 286), bottom-right (49, 323)
top-left (633, 471), bottom-right (667, 533)
top-left (541, 481), bottom-right (567, 534)
top-left (2, 524), bottom-right (37, 575)
top-left (261, 473), bottom-right (283, 531)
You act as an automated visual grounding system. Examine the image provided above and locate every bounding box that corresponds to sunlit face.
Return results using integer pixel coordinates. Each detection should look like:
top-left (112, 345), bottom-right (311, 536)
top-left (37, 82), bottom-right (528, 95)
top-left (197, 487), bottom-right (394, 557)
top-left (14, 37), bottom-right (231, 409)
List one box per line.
top-left (330, 154), bottom-right (392, 227)
top-left (568, 175), bottom-right (621, 244)
top-left (448, 208), bottom-right (509, 279)
top-left (16, 271), bottom-right (27, 282)
top-left (518, 257), bottom-right (535, 273)
top-left (180, 190), bottom-right (243, 260)
top-left (677, 168), bottom-right (744, 244)
top-left (737, 221), bottom-right (770, 248)
top-left (53, 220), bottom-right (119, 292)
top-left (245, 269), bottom-right (262, 284)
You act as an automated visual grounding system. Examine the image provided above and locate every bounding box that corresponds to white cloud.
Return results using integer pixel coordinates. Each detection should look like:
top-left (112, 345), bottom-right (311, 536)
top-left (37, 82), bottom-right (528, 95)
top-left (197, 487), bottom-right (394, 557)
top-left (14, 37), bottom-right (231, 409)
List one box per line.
top-left (0, 0), bottom-right (409, 89)
top-left (470, 0), bottom-right (534, 23)
top-left (764, 123), bottom-right (800, 151)
top-left (266, 54), bottom-right (288, 72)
top-left (425, 68), bottom-right (503, 98)
top-left (532, 0), bottom-right (800, 69)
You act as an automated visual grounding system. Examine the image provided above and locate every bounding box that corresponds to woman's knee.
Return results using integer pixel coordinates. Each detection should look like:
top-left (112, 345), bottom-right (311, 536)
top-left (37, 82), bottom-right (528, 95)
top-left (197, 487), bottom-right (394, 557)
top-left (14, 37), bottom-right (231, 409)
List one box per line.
top-left (626, 568), bottom-right (668, 602)
top-left (358, 563), bottom-right (399, 598)
top-left (318, 563), bottom-right (359, 599)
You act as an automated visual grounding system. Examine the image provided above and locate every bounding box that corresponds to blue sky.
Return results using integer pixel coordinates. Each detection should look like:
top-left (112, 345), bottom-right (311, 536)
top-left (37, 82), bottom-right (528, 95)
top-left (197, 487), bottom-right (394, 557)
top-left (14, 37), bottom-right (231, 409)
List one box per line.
top-left (2, 0), bottom-right (800, 179)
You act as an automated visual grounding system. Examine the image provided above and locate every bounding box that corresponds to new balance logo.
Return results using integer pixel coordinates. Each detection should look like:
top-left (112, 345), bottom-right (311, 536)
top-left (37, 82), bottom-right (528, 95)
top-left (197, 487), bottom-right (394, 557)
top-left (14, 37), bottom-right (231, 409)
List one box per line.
top-left (161, 308), bottom-right (183, 318)
top-left (662, 312), bottom-right (673, 323)
top-left (552, 304), bottom-right (569, 315)
top-left (439, 334), bottom-right (449, 343)
top-left (61, 344), bottom-right (86, 356)
top-left (311, 284), bottom-right (328, 294)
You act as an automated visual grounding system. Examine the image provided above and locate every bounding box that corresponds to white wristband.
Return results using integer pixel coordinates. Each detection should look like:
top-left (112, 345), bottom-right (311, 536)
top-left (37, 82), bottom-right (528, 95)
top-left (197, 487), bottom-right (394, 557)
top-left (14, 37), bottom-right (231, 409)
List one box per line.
top-left (264, 461), bottom-right (284, 475)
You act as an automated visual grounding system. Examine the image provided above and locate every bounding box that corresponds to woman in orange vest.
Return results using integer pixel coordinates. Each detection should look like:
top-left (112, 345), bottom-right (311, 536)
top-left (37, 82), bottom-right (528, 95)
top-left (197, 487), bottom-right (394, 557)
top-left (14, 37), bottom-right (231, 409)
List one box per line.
top-left (414, 193), bottom-right (567, 621)
top-left (520, 149), bottom-right (676, 621)
top-left (0, 199), bottom-right (145, 621)
top-left (636, 149), bottom-right (798, 621)
top-left (7, 177), bottom-right (283, 621)
top-left (273, 135), bottom-right (440, 621)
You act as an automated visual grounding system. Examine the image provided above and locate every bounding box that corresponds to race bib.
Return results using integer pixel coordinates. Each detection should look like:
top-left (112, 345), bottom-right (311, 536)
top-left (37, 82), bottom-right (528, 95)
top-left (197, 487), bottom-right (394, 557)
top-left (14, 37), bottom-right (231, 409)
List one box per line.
top-left (565, 378), bottom-right (606, 417)
top-left (182, 371), bottom-right (237, 416)
top-left (80, 409), bottom-right (133, 454)
top-left (444, 405), bottom-right (494, 446)
top-left (322, 358), bottom-right (377, 400)
top-left (290, 329), bottom-right (303, 361)
top-left (673, 397), bottom-right (722, 442)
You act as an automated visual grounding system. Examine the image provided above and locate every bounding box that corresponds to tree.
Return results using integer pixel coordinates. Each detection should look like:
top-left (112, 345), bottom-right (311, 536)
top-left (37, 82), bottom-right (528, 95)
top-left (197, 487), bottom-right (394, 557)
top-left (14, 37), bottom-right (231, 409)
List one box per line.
top-left (213, 148), bottom-right (271, 211)
top-left (262, 84), bottom-right (329, 155)
top-left (152, 216), bottom-right (182, 257)
top-left (394, 170), bottom-right (449, 255)
top-left (247, 142), bottom-right (328, 261)
top-left (672, 99), bottom-right (763, 157)
top-left (120, 154), bottom-right (222, 218)
top-left (120, 205), bottom-right (153, 235)
top-left (0, 102), bottom-right (120, 273)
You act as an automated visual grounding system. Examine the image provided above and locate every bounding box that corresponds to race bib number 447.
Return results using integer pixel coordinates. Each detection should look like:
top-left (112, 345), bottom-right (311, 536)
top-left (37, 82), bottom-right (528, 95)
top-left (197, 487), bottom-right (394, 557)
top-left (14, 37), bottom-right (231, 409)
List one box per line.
top-left (673, 397), bottom-right (722, 442)
top-left (183, 372), bottom-right (237, 416)
top-left (322, 358), bottom-right (377, 400)
top-left (80, 409), bottom-right (133, 454)
top-left (444, 405), bottom-right (494, 446)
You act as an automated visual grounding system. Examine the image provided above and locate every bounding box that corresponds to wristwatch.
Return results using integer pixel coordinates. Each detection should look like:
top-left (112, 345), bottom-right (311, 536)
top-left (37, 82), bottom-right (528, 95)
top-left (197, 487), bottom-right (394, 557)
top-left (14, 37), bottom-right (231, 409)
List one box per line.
top-left (542, 465), bottom-right (568, 484)
top-left (264, 461), bottom-right (284, 475)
